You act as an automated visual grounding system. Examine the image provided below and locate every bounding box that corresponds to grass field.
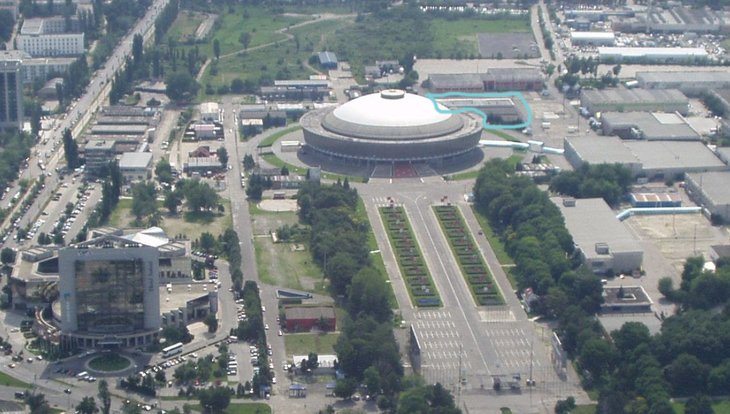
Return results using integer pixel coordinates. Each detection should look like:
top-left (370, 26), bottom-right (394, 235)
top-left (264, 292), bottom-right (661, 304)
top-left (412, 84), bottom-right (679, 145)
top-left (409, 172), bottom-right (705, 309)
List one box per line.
top-left (0, 371), bottom-right (31, 388)
top-left (199, 15), bottom-right (351, 93)
top-left (355, 199), bottom-right (397, 308)
top-left (165, 11), bottom-right (204, 43)
top-left (259, 152), bottom-right (365, 183)
top-left (485, 129), bottom-right (521, 142)
top-left (88, 354), bottom-right (131, 371)
top-left (189, 403), bottom-right (271, 414)
top-left (253, 238), bottom-right (328, 295)
top-left (430, 17), bottom-right (530, 57)
top-left (471, 206), bottom-right (514, 266)
top-left (109, 197), bottom-right (232, 242)
top-left (572, 406), bottom-right (597, 414)
top-left (257, 126), bottom-right (303, 148)
top-left (284, 333), bottom-right (339, 356)
top-left (673, 400), bottom-right (730, 414)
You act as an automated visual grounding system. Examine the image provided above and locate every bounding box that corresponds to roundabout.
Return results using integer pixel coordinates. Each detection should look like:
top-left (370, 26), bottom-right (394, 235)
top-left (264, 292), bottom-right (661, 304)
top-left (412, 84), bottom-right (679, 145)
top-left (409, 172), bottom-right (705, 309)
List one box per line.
top-left (87, 353), bottom-right (132, 372)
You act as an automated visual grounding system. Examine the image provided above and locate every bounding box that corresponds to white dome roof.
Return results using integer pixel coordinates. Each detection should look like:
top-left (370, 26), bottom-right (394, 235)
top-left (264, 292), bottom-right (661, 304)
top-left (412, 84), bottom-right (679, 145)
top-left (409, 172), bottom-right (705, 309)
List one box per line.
top-left (321, 90), bottom-right (464, 141)
top-left (332, 90), bottom-right (451, 128)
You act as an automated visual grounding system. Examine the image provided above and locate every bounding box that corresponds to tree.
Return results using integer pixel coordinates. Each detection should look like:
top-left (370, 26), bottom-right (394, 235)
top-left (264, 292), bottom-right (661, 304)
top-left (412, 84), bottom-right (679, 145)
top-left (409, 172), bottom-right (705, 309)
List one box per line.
top-left (347, 267), bottom-right (392, 323)
top-left (155, 158), bottom-right (173, 184)
top-left (238, 32), bottom-right (251, 49)
top-left (199, 232), bottom-right (216, 253)
top-left (1, 247), bottom-right (16, 266)
top-left (578, 338), bottom-right (617, 380)
top-left (198, 386), bottom-right (231, 413)
top-left (131, 182), bottom-right (158, 221)
top-left (0, 10), bottom-right (14, 42)
top-left (203, 313), bottom-right (218, 333)
top-left (364, 366), bottom-right (382, 396)
top-left (217, 147), bottom-right (228, 166)
top-left (334, 378), bottom-right (357, 399)
top-left (165, 71), bottom-right (199, 103)
top-left (76, 397), bottom-right (98, 414)
top-left (164, 190), bottom-right (183, 214)
top-left (132, 33), bottom-right (143, 66)
top-left (98, 379), bottom-right (111, 414)
top-left (25, 392), bottom-right (51, 414)
top-left (213, 39), bottom-right (220, 60)
top-left (242, 154), bottom-right (255, 170)
top-left (62, 128), bottom-right (79, 169)
top-left (685, 395), bottom-right (713, 414)
top-left (280, 165), bottom-right (289, 176)
top-left (555, 396), bottom-right (576, 414)
top-left (307, 352), bottom-right (319, 370)
top-left (658, 276), bottom-right (676, 300)
top-left (665, 353), bottom-right (710, 396)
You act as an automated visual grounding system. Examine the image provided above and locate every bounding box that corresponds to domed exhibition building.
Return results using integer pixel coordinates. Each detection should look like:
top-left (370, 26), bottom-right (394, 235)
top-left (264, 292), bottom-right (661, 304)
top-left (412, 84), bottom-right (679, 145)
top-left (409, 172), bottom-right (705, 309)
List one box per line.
top-left (300, 89), bottom-right (483, 164)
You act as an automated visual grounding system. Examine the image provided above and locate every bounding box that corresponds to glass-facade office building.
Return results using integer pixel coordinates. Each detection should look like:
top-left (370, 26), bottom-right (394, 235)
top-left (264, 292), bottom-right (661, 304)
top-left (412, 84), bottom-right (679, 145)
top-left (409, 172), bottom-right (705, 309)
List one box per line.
top-left (58, 241), bottom-right (160, 349)
top-left (0, 56), bottom-right (22, 132)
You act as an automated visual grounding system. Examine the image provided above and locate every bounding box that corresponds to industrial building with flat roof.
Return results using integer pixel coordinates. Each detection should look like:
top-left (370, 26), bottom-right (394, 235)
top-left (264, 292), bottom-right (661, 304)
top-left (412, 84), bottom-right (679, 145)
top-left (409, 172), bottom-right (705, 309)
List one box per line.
top-left (685, 171), bottom-right (730, 223)
top-left (436, 96), bottom-right (526, 124)
top-left (601, 112), bottom-right (700, 141)
top-left (580, 88), bottom-right (688, 115)
top-left (424, 68), bottom-right (543, 93)
top-left (570, 31), bottom-right (615, 46)
top-left (626, 141), bottom-right (727, 179)
top-left (636, 71), bottom-right (730, 97)
top-left (119, 152), bottom-right (153, 184)
top-left (597, 47), bottom-right (708, 63)
top-left (564, 136), bottom-right (642, 176)
top-left (564, 136), bottom-right (727, 179)
top-left (552, 197), bottom-right (643, 275)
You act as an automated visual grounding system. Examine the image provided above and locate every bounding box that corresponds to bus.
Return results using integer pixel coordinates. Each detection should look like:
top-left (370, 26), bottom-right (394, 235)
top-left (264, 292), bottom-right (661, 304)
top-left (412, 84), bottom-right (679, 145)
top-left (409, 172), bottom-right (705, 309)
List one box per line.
top-left (161, 342), bottom-right (183, 358)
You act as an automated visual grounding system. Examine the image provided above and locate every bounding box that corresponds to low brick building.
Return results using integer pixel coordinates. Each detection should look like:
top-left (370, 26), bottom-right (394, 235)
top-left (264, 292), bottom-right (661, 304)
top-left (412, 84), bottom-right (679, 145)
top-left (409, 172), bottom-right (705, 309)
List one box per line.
top-left (284, 305), bottom-right (336, 332)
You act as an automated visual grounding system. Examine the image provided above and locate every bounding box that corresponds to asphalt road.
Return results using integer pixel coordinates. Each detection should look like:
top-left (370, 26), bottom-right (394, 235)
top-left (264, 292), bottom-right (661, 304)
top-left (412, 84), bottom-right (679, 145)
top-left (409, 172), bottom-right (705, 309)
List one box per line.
top-left (357, 178), bottom-right (587, 413)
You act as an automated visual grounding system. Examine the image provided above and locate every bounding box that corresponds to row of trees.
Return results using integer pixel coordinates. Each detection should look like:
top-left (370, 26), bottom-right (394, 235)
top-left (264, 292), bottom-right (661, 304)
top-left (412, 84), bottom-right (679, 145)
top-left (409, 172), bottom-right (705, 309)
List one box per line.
top-left (473, 159), bottom-right (730, 412)
top-left (549, 163), bottom-right (632, 206)
top-left (0, 131), bottom-right (33, 194)
top-left (296, 182), bottom-right (406, 407)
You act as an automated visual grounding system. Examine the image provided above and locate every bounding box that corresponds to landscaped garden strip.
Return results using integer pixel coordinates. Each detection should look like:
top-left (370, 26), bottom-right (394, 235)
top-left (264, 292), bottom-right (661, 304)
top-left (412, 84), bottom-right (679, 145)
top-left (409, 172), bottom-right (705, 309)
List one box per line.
top-left (433, 205), bottom-right (504, 306)
top-left (379, 206), bottom-right (441, 307)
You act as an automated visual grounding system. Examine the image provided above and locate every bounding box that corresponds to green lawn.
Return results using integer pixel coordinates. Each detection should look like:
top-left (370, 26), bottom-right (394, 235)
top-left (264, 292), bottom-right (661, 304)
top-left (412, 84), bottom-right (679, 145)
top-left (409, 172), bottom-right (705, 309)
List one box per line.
top-left (259, 152), bottom-right (365, 183)
top-left (430, 17), bottom-right (531, 57)
top-left (0, 371), bottom-right (32, 388)
top-left (166, 11), bottom-right (204, 42)
top-left (673, 400), bottom-right (730, 414)
top-left (284, 333), bottom-right (340, 356)
top-left (88, 354), bottom-right (131, 371)
top-left (471, 206), bottom-right (514, 266)
top-left (257, 126), bottom-right (303, 148)
top-left (253, 237), bottom-right (328, 295)
top-left (446, 170), bottom-right (481, 181)
top-left (189, 403), bottom-right (271, 414)
top-left (485, 129), bottom-right (521, 142)
top-left (109, 197), bottom-right (232, 242)
top-left (572, 406), bottom-right (597, 414)
top-left (355, 198), bottom-right (397, 308)
top-left (200, 15), bottom-right (351, 93)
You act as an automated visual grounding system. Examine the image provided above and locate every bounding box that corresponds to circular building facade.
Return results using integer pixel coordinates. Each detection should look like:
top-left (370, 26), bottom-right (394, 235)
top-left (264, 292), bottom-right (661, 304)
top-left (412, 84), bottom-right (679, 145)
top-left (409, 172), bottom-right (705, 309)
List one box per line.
top-left (300, 89), bottom-right (482, 162)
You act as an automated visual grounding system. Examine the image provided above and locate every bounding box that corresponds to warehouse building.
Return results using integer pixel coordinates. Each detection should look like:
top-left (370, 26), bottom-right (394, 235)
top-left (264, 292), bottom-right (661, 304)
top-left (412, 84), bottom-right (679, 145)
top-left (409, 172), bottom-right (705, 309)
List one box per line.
top-left (118, 152), bottom-right (153, 184)
top-left (597, 47), bottom-right (708, 63)
top-left (580, 88), bottom-right (688, 115)
top-left (626, 141), bottom-right (727, 180)
top-left (424, 68), bottom-right (543, 93)
top-left (200, 102), bottom-right (220, 122)
top-left (552, 197), bottom-right (643, 275)
top-left (601, 112), bottom-right (701, 141)
top-left (636, 71), bottom-right (730, 97)
top-left (564, 136), bottom-right (642, 176)
top-left (436, 96), bottom-right (526, 124)
top-left (318, 51), bottom-right (338, 70)
top-left (564, 136), bottom-right (726, 179)
top-left (424, 73), bottom-right (485, 93)
top-left (685, 171), bottom-right (730, 223)
top-left (570, 31), bottom-right (615, 46)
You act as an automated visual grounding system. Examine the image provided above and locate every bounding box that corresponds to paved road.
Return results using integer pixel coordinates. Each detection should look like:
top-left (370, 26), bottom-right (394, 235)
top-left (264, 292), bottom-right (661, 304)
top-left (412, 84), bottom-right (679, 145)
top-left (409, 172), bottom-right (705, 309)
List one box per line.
top-left (358, 178), bottom-right (586, 414)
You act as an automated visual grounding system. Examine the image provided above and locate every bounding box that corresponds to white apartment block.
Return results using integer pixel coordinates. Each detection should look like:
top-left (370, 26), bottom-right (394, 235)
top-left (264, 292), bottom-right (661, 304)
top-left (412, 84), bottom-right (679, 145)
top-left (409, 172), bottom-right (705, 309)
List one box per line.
top-left (17, 33), bottom-right (85, 57)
